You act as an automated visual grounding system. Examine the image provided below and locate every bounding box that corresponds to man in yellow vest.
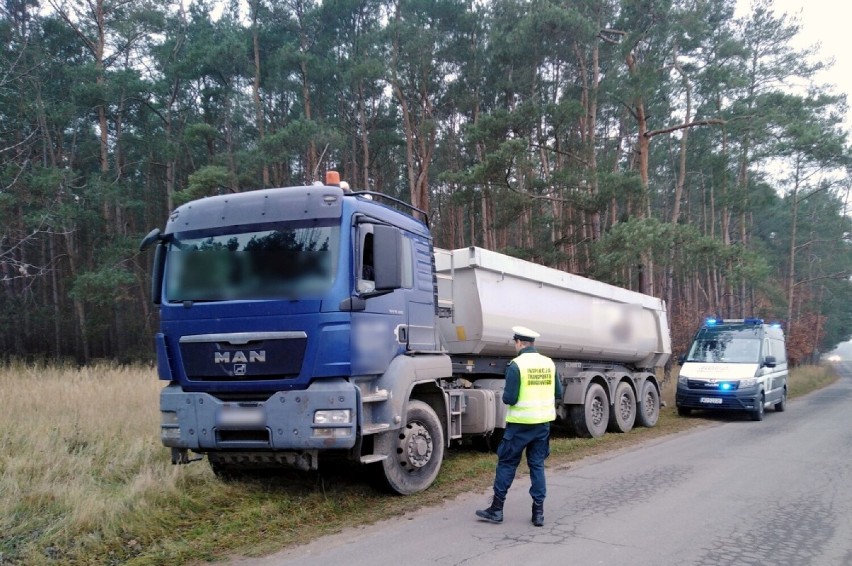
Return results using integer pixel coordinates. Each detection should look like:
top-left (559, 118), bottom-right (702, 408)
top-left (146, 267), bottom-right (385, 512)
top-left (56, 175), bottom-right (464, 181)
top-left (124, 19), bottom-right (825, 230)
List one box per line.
top-left (476, 326), bottom-right (563, 527)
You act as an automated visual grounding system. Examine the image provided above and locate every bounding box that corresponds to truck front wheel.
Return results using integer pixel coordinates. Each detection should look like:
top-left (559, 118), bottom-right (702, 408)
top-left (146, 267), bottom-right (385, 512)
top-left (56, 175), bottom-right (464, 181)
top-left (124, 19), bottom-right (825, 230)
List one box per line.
top-left (376, 400), bottom-right (445, 495)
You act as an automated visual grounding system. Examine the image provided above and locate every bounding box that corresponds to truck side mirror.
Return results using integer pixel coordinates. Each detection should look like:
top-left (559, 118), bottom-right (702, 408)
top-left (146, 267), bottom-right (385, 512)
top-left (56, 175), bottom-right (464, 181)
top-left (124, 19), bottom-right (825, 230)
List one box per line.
top-left (140, 228), bottom-right (162, 251)
top-left (140, 228), bottom-right (166, 305)
top-left (763, 355), bottom-right (777, 368)
top-left (372, 224), bottom-right (403, 291)
top-left (678, 353), bottom-right (686, 365)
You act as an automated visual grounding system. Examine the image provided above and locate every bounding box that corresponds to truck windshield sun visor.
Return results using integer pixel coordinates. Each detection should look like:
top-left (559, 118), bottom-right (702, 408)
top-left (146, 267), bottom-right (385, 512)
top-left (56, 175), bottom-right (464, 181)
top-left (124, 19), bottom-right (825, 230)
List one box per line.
top-left (164, 223), bottom-right (340, 302)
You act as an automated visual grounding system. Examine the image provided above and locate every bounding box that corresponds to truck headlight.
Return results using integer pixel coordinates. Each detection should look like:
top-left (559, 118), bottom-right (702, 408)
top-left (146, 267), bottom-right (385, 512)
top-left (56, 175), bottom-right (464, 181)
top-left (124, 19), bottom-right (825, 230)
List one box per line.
top-left (739, 378), bottom-right (758, 388)
top-left (677, 375), bottom-right (688, 386)
top-left (312, 427), bottom-right (353, 438)
top-left (314, 409), bottom-right (351, 424)
top-left (313, 409), bottom-right (352, 438)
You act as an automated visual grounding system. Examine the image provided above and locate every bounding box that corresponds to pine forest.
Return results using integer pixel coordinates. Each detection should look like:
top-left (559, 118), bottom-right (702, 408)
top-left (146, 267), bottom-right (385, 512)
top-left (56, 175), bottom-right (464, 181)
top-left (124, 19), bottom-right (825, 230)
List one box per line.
top-left (1, 0), bottom-right (851, 365)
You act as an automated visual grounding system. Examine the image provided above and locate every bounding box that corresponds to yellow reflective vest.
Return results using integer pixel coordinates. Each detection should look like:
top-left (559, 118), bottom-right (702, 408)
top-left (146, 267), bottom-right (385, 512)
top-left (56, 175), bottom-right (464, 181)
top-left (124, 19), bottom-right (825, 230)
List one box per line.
top-left (505, 351), bottom-right (557, 424)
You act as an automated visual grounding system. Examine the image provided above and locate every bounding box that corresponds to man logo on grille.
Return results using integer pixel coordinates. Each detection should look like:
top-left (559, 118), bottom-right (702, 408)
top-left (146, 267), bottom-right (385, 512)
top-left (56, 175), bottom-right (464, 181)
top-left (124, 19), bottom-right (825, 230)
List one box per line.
top-left (214, 350), bottom-right (266, 364)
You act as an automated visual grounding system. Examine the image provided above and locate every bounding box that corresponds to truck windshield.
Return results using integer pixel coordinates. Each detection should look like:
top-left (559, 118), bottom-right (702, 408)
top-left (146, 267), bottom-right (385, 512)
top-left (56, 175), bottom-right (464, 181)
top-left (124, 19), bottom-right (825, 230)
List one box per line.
top-left (165, 222), bottom-right (339, 302)
top-left (686, 329), bottom-right (761, 363)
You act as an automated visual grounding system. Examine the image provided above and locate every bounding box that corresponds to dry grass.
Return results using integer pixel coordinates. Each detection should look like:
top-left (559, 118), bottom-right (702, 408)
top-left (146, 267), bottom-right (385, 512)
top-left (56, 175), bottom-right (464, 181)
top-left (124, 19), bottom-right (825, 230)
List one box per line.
top-left (787, 364), bottom-right (838, 397)
top-left (0, 362), bottom-right (188, 563)
top-left (0, 362), bottom-right (836, 565)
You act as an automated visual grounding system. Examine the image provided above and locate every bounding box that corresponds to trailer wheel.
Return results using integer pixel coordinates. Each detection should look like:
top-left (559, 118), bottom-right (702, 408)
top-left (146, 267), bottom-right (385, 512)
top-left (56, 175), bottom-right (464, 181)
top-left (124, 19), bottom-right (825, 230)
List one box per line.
top-left (376, 400), bottom-right (444, 495)
top-left (636, 380), bottom-right (660, 428)
top-left (607, 381), bottom-right (636, 433)
top-left (571, 383), bottom-right (609, 438)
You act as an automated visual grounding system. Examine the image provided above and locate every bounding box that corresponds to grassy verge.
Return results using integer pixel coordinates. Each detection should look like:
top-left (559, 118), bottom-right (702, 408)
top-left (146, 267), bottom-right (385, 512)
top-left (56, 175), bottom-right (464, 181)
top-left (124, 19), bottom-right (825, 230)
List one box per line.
top-left (0, 363), bottom-right (837, 565)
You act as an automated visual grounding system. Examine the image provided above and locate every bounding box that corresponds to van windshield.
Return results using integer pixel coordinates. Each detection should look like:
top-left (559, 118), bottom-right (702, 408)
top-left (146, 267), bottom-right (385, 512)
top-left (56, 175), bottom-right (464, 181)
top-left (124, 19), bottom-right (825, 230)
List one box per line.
top-left (165, 222), bottom-right (339, 302)
top-left (686, 329), bottom-right (761, 363)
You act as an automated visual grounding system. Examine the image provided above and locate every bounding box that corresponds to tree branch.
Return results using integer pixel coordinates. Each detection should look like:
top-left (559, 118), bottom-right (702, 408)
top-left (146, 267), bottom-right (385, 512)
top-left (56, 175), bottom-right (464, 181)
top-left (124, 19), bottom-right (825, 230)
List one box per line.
top-left (645, 119), bottom-right (726, 138)
top-left (792, 272), bottom-right (851, 288)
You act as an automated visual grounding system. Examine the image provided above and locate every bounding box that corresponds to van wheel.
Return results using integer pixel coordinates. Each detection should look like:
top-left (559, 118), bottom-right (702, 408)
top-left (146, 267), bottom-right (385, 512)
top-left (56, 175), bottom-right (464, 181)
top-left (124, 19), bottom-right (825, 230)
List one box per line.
top-left (774, 388), bottom-right (787, 412)
top-left (375, 400), bottom-right (444, 495)
top-left (636, 380), bottom-right (660, 427)
top-left (607, 381), bottom-right (636, 433)
top-left (750, 393), bottom-right (765, 421)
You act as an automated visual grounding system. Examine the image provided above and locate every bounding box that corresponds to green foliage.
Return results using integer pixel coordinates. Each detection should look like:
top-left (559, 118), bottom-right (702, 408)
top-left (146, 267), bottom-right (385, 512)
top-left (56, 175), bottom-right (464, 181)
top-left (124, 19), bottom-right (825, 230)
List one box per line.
top-left (1, 0), bottom-right (850, 363)
top-left (184, 122), bottom-right (221, 145)
top-left (69, 268), bottom-right (137, 307)
top-left (175, 166), bottom-right (234, 205)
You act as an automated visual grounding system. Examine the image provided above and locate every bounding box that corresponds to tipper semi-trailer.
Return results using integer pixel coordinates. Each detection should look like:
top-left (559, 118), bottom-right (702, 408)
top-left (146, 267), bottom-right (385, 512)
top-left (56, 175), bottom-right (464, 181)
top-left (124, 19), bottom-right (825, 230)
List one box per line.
top-left (140, 173), bottom-right (672, 494)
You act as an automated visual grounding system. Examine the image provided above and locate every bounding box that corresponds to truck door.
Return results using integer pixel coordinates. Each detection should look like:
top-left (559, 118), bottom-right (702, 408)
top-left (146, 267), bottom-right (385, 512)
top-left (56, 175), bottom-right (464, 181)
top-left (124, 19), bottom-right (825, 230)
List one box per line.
top-left (351, 222), bottom-right (406, 376)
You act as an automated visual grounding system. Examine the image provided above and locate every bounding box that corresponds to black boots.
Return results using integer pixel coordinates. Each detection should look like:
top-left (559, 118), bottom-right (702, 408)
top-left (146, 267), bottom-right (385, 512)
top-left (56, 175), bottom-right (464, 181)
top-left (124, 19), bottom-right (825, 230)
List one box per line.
top-left (531, 501), bottom-right (544, 527)
top-left (476, 497), bottom-right (544, 526)
top-left (475, 495), bottom-right (505, 523)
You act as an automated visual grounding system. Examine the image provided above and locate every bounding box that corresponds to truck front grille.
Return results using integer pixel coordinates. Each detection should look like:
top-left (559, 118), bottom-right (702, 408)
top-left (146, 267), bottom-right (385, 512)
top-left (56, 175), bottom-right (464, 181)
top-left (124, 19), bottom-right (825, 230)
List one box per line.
top-left (179, 331), bottom-right (307, 382)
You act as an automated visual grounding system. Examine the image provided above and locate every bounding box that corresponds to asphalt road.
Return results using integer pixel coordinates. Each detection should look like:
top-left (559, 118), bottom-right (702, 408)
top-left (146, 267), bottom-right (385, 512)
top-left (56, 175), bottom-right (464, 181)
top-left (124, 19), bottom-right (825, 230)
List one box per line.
top-left (230, 363), bottom-right (852, 566)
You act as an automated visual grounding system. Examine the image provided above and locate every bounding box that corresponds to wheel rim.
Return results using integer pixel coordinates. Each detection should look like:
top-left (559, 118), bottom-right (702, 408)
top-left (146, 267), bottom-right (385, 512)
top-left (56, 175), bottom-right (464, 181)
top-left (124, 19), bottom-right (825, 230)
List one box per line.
top-left (590, 396), bottom-right (605, 426)
top-left (399, 421), bottom-right (433, 469)
top-left (642, 391), bottom-right (654, 415)
top-left (619, 392), bottom-right (632, 420)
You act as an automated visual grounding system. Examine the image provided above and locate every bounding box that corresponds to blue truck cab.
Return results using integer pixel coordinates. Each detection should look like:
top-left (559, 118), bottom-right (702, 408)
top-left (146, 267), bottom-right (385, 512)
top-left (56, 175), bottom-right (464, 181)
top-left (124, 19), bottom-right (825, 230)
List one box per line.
top-left (675, 318), bottom-right (788, 421)
top-left (140, 174), bottom-right (455, 494)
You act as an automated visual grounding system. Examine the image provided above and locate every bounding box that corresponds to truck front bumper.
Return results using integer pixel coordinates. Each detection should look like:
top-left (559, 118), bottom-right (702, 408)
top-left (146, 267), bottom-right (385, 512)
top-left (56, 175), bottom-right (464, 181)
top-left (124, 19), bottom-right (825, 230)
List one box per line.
top-left (159, 378), bottom-right (358, 452)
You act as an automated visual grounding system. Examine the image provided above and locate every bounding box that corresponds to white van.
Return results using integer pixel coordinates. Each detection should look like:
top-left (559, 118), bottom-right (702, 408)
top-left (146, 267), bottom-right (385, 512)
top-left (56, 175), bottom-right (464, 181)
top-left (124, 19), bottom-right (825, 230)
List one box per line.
top-left (675, 318), bottom-right (788, 421)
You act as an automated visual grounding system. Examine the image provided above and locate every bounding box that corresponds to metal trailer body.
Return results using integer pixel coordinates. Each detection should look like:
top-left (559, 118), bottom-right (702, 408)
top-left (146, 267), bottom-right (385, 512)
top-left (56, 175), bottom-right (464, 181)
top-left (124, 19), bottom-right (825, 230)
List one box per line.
top-left (434, 246), bottom-right (671, 438)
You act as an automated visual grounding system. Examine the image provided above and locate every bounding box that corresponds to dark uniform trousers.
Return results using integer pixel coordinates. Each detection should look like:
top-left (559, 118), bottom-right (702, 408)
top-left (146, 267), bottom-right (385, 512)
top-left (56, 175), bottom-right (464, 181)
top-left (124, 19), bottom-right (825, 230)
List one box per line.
top-left (493, 421), bottom-right (550, 503)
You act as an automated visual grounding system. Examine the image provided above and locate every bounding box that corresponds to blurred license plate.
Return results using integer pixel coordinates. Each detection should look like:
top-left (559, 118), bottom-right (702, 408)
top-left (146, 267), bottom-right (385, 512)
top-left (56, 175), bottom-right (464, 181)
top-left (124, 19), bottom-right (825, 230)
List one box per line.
top-left (218, 405), bottom-right (265, 427)
top-left (700, 397), bottom-right (723, 404)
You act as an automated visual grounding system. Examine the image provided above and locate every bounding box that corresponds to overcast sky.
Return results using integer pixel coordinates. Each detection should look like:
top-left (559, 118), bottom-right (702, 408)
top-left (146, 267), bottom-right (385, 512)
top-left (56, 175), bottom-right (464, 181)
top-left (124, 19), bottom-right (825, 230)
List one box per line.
top-left (737, 0), bottom-right (852, 134)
